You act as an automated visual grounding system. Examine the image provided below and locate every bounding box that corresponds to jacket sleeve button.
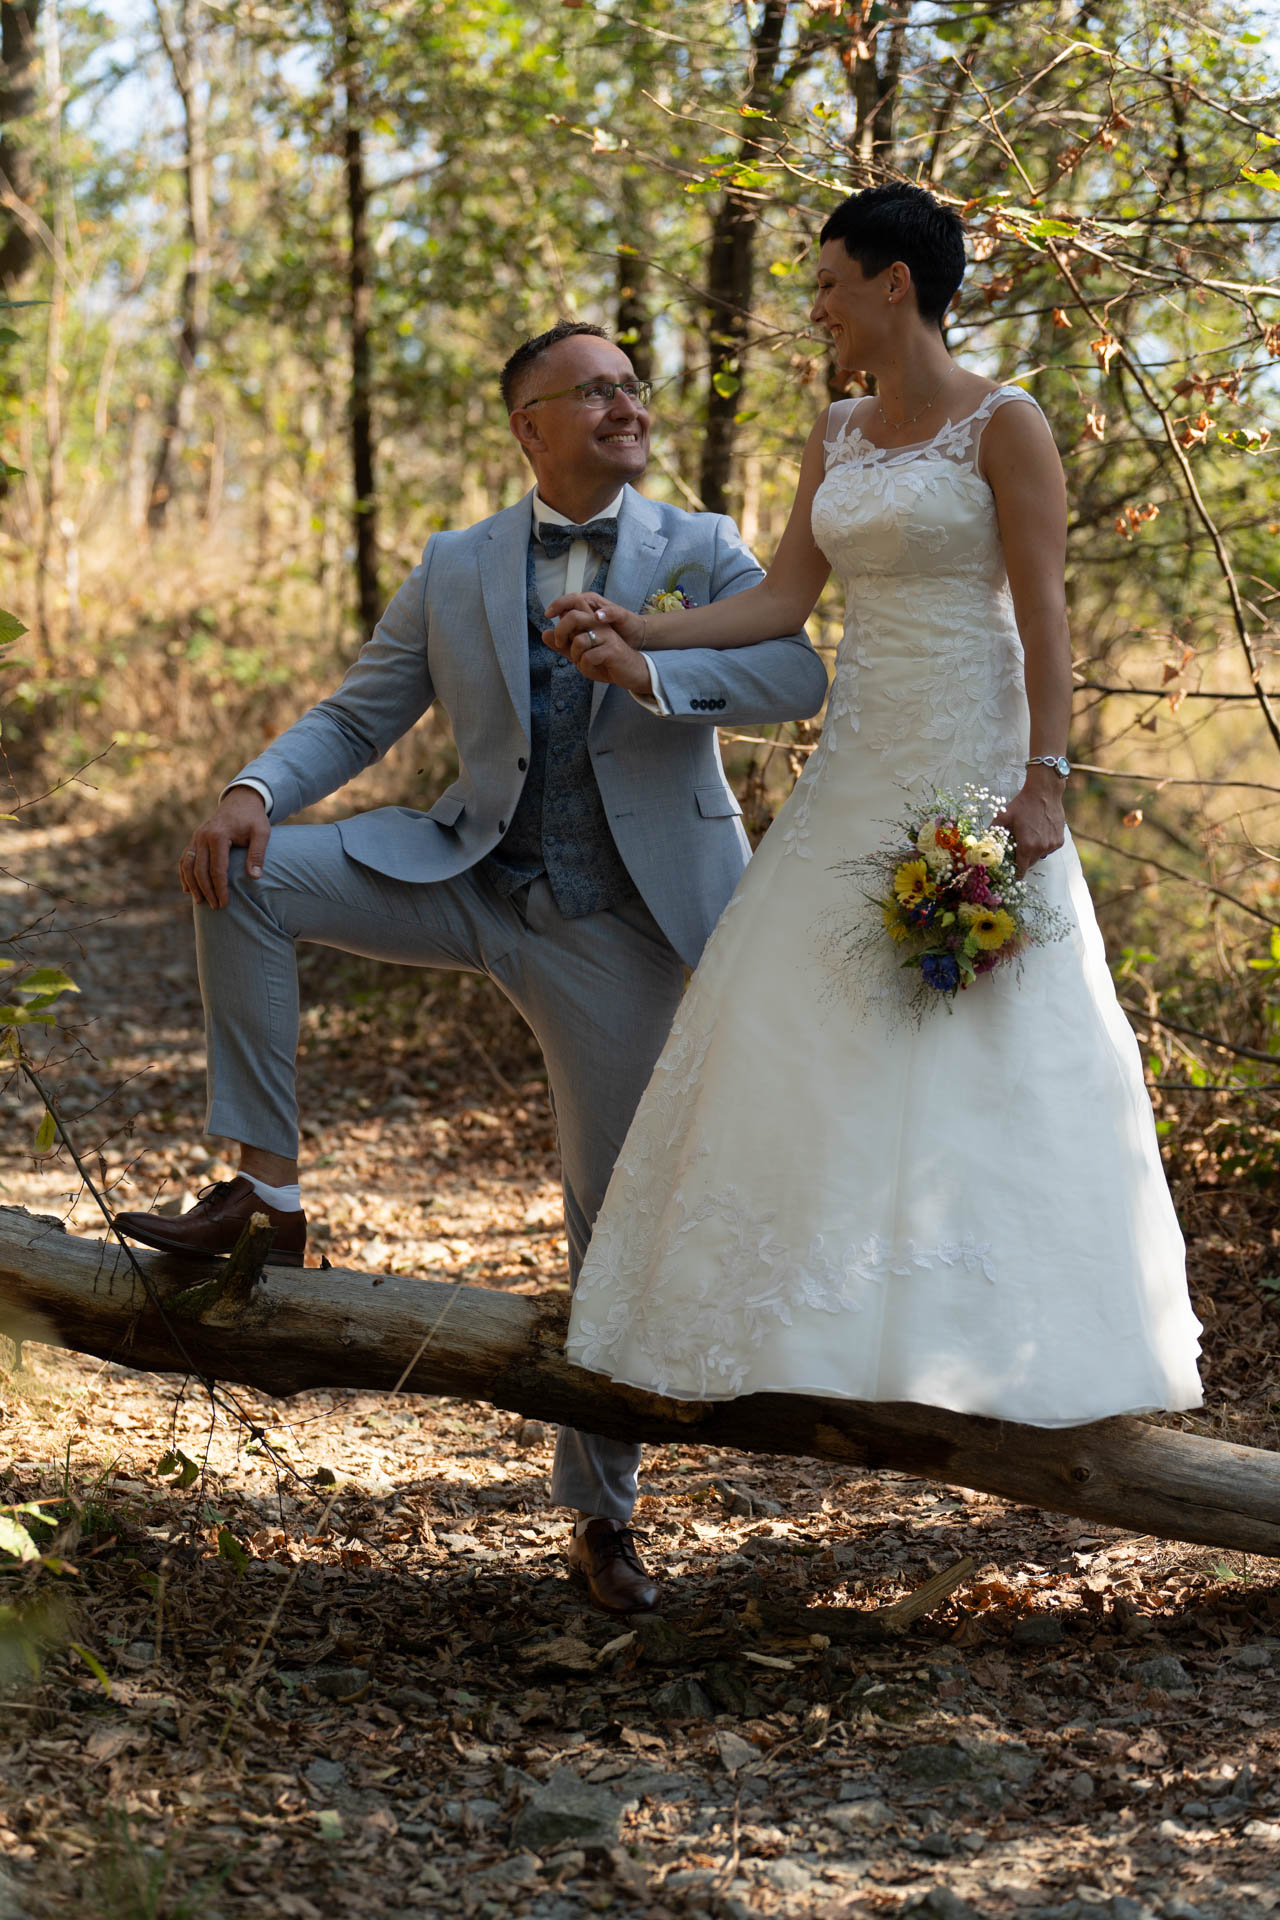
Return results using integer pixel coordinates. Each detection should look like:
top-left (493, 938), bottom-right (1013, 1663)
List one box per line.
top-left (518, 757), bottom-right (527, 771)
top-left (498, 819), bottom-right (507, 832)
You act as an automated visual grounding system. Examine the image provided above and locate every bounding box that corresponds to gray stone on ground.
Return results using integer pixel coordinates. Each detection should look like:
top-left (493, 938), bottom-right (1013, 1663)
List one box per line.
top-left (716, 1729), bottom-right (759, 1773)
top-left (896, 1739), bottom-right (1039, 1789)
top-left (1228, 1644), bottom-right (1270, 1669)
top-left (1132, 1653), bottom-right (1193, 1691)
top-left (511, 1772), bottom-right (626, 1853)
top-left (825, 1796), bottom-right (891, 1833)
top-left (1011, 1615), bottom-right (1065, 1647)
top-left (650, 1673), bottom-right (713, 1719)
top-left (906, 1891), bottom-right (989, 1920)
top-left (758, 1858), bottom-right (815, 1894)
top-left (304, 1758), bottom-right (347, 1791)
top-left (310, 1664), bottom-right (371, 1700)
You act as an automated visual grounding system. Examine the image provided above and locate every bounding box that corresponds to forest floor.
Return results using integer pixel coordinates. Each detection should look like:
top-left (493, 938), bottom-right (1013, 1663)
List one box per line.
top-left (2, 813), bottom-right (1280, 1920)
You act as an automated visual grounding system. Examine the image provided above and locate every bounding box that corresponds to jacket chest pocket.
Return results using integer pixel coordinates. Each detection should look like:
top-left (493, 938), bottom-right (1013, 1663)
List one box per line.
top-left (695, 784), bottom-right (742, 820)
top-left (427, 793), bottom-right (466, 828)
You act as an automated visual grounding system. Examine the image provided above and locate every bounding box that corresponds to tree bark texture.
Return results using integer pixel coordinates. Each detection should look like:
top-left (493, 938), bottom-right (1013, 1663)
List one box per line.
top-left (0, 0), bottom-right (42, 288)
top-left (334, 0), bottom-right (379, 641)
top-left (698, 0), bottom-right (790, 517)
top-left (842, 1), bottom-right (907, 178)
top-left (148, 0), bottom-right (211, 530)
top-left (616, 174), bottom-right (652, 385)
top-left (3, 1206), bottom-right (1279, 1560)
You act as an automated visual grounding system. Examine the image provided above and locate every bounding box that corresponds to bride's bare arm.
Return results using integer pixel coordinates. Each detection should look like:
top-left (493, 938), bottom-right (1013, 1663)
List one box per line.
top-left (544, 410), bottom-right (835, 658)
top-left (983, 400), bottom-right (1073, 876)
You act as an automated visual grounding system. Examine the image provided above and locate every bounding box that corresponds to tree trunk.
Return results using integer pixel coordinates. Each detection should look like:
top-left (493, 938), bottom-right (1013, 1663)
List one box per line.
top-left (616, 175), bottom-right (652, 383)
top-left (4, 1206), bottom-right (1279, 1560)
top-left (147, 0), bottom-right (211, 531)
top-left (698, 0), bottom-right (792, 518)
top-left (843, 0), bottom-right (907, 179)
top-left (0, 0), bottom-right (41, 289)
top-left (334, 0), bottom-right (379, 641)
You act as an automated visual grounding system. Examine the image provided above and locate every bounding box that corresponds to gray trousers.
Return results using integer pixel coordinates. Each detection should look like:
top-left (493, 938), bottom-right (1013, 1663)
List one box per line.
top-left (193, 825), bottom-right (686, 1523)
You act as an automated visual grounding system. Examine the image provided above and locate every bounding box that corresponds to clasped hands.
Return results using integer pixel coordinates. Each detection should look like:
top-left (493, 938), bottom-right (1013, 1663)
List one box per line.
top-left (541, 593), bottom-right (650, 692)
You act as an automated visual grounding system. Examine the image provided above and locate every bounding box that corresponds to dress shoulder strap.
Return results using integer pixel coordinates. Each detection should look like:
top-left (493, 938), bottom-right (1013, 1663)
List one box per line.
top-left (823, 397), bottom-right (860, 441)
top-left (957, 384), bottom-right (1048, 468)
top-left (981, 383), bottom-right (1045, 423)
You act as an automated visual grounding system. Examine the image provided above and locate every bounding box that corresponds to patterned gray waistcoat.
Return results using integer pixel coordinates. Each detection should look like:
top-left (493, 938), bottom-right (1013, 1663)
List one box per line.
top-left (482, 545), bottom-right (636, 917)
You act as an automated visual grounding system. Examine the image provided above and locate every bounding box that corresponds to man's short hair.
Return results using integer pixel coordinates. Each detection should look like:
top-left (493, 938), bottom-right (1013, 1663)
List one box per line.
top-left (819, 184), bottom-right (965, 328)
top-left (500, 322), bottom-right (614, 413)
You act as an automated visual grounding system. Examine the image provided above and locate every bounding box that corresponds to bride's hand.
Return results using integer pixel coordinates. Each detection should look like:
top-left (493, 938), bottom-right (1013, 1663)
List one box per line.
top-left (544, 594), bottom-right (648, 655)
top-left (994, 769), bottom-right (1066, 877)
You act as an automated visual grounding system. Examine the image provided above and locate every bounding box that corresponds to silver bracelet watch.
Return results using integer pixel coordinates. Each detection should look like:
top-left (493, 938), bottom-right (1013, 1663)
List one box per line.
top-left (1025, 755), bottom-right (1071, 779)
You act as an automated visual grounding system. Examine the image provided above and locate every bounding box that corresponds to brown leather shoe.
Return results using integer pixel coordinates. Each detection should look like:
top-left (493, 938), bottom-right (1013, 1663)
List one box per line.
top-left (114, 1176), bottom-right (306, 1267)
top-left (567, 1520), bottom-right (659, 1615)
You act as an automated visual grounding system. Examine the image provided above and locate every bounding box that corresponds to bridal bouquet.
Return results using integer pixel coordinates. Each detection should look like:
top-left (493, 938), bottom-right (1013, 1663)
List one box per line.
top-left (836, 786), bottom-right (1069, 1013)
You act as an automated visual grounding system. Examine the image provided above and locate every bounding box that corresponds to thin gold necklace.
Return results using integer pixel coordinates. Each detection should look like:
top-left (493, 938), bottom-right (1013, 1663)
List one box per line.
top-left (878, 368), bottom-right (952, 433)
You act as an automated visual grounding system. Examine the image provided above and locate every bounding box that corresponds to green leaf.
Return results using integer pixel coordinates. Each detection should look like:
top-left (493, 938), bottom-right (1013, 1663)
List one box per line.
top-left (157, 1447), bottom-right (199, 1489)
top-left (1241, 166), bottom-right (1280, 190)
top-left (1027, 218), bottom-right (1075, 237)
top-left (34, 1109), bottom-right (56, 1153)
top-left (15, 967), bottom-right (78, 997)
top-left (217, 1527), bottom-right (250, 1575)
top-left (0, 328), bottom-right (19, 346)
top-left (70, 1643), bottom-right (112, 1694)
top-left (0, 610), bottom-right (28, 647)
top-left (0, 1515), bottom-right (39, 1562)
top-left (712, 370), bottom-right (740, 398)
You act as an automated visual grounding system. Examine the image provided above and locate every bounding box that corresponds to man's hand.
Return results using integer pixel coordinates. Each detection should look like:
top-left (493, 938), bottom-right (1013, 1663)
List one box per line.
top-left (179, 786), bottom-right (271, 908)
top-left (993, 767), bottom-right (1066, 878)
top-left (544, 593), bottom-right (648, 656)
top-left (542, 611), bottom-right (652, 693)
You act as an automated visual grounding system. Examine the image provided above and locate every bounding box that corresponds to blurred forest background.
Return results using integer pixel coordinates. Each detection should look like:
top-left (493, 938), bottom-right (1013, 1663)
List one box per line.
top-left (2, 0), bottom-right (1280, 1210)
top-left (3, 14), bottom-right (1280, 1909)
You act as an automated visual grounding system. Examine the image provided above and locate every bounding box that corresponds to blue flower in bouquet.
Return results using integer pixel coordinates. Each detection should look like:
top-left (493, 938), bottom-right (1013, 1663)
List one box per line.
top-left (920, 951), bottom-right (962, 993)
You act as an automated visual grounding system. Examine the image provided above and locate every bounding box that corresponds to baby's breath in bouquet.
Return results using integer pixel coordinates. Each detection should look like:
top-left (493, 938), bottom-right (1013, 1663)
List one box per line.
top-left (836, 786), bottom-right (1070, 1014)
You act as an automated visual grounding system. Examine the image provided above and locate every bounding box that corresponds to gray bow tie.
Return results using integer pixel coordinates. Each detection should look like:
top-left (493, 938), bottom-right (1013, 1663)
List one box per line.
top-left (535, 517), bottom-right (619, 561)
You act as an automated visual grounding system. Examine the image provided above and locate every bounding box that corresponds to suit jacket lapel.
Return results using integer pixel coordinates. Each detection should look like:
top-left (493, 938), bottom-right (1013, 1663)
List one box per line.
top-left (591, 486), bottom-right (668, 725)
top-left (479, 495), bottom-right (535, 741)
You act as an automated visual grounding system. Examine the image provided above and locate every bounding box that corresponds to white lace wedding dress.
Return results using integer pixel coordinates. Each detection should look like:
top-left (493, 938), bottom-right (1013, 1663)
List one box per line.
top-left (566, 387), bottom-right (1203, 1424)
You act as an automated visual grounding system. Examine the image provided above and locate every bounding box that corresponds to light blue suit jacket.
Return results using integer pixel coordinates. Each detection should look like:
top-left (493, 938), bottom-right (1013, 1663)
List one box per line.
top-left (233, 485), bottom-right (828, 968)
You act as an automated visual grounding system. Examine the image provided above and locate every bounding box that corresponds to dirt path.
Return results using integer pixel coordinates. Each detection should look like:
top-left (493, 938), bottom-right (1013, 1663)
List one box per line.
top-left (2, 818), bottom-right (1279, 1920)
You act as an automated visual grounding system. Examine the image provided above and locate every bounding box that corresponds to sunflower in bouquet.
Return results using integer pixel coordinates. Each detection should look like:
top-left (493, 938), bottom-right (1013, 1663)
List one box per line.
top-left (858, 787), bottom-right (1069, 1010)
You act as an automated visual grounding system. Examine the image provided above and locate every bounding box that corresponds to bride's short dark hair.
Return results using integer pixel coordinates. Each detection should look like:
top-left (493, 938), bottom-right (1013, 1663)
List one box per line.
top-left (819, 184), bottom-right (965, 328)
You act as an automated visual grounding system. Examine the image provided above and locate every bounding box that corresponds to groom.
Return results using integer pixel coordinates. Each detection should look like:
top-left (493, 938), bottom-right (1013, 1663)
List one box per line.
top-left (115, 321), bottom-right (828, 1611)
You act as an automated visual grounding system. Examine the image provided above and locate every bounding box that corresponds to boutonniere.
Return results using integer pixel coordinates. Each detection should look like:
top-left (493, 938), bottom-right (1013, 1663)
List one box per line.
top-left (644, 564), bottom-right (706, 614)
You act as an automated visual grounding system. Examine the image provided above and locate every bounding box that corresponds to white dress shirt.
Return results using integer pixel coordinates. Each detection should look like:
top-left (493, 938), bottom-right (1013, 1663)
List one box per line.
top-left (530, 489), bottom-right (669, 715)
top-left (231, 489), bottom-right (669, 815)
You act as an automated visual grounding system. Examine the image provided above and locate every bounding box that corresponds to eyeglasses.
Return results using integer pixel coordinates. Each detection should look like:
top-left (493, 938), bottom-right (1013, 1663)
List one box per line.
top-left (520, 379), bottom-right (653, 410)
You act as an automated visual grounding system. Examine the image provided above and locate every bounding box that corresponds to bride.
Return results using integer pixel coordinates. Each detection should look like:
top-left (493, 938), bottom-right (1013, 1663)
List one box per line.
top-left (544, 183), bottom-right (1202, 1424)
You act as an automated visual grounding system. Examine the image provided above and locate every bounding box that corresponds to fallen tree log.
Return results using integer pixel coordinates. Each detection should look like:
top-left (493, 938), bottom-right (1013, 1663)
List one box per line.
top-left (2, 1204), bottom-right (1278, 1558)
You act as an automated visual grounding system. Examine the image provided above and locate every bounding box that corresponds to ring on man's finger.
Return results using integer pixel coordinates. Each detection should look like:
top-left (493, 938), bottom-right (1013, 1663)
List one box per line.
top-left (584, 629), bottom-right (597, 645)
top-left (182, 850), bottom-right (196, 863)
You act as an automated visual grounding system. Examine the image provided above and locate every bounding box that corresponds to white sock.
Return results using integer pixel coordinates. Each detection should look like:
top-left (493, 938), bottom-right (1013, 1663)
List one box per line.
top-left (243, 1173), bottom-right (303, 1213)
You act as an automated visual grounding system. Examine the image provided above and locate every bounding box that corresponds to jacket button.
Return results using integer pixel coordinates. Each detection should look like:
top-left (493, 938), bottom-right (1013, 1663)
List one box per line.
top-left (518, 757), bottom-right (527, 771)
top-left (717, 698), bottom-right (726, 709)
top-left (498, 819), bottom-right (507, 832)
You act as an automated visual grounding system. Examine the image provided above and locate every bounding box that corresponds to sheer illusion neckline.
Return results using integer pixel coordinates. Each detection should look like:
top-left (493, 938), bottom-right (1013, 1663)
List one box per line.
top-left (827, 384), bottom-right (1027, 459)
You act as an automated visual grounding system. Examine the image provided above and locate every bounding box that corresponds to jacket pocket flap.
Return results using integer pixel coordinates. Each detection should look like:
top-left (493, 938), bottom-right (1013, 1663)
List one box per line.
top-left (427, 793), bottom-right (466, 827)
top-left (695, 784), bottom-right (742, 820)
